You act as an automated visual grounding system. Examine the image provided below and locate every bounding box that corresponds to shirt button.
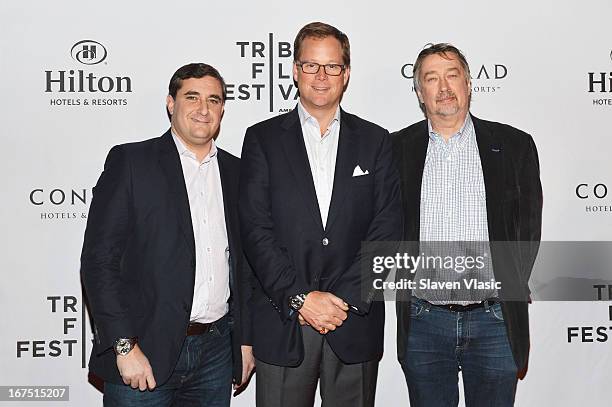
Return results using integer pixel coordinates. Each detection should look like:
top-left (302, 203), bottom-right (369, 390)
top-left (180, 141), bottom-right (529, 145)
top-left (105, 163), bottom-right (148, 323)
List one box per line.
top-left (322, 238), bottom-right (329, 246)
top-left (207, 248), bottom-right (211, 252)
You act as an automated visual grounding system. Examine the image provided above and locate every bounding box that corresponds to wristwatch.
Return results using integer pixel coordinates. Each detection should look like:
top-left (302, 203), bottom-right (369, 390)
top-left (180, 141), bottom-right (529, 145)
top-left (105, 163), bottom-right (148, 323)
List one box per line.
top-left (289, 293), bottom-right (308, 312)
top-left (114, 337), bottom-right (138, 356)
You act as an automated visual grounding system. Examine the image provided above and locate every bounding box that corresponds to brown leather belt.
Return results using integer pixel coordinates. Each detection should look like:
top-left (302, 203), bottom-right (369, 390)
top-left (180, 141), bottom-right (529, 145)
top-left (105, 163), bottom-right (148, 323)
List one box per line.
top-left (186, 322), bottom-right (213, 336)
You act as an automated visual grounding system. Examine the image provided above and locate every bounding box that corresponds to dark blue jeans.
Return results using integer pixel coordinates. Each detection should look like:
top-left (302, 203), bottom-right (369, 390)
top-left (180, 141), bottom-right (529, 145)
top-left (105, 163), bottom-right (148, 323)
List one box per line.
top-left (400, 298), bottom-right (518, 407)
top-left (104, 315), bottom-right (232, 407)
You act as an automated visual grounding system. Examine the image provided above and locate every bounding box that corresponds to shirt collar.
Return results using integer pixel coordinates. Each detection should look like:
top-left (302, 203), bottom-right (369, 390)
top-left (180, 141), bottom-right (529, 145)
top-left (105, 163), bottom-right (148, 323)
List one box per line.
top-left (427, 114), bottom-right (472, 145)
top-left (171, 131), bottom-right (218, 163)
top-left (297, 100), bottom-right (341, 131)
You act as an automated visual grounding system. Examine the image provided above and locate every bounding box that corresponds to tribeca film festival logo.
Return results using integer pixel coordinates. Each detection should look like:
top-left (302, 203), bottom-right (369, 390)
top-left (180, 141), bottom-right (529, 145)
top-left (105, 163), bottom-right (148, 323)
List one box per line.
top-left (587, 49), bottom-right (612, 107)
top-left (16, 295), bottom-right (88, 368)
top-left (575, 183), bottom-right (611, 214)
top-left (29, 188), bottom-right (90, 221)
top-left (401, 60), bottom-right (508, 94)
top-left (44, 40), bottom-right (132, 107)
top-left (227, 34), bottom-right (298, 113)
top-left (567, 285), bottom-right (612, 344)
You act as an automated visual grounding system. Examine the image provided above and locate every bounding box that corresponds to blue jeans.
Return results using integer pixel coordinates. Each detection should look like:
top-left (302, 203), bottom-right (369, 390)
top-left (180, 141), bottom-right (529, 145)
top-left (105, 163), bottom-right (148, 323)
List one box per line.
top-left (104, 315), bottom-right (232, 407)
top-left (400, 298), bottom-right (518, 407)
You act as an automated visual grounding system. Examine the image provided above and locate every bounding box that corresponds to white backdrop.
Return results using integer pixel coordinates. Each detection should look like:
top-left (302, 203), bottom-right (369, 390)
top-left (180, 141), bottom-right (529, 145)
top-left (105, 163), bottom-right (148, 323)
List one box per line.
top-left (1, 1), bottom-right (611, 405)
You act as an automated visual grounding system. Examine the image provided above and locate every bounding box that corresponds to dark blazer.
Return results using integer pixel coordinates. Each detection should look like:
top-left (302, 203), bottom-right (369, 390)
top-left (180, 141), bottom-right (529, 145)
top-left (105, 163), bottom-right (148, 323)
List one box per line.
top-left (392, 115), bottom-right (543, 375)
top-left (239, 108), bottom-right (402, 367)
top-left (80, 130), bottom-right (252, 386)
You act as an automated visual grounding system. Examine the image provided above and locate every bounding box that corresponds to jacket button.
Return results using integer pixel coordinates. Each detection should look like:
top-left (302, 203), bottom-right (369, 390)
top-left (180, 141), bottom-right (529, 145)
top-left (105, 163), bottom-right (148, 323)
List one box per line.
top-left (322, 238), bottom-right (329, 246)
top-left (191, 259), bottom-right (196, 268)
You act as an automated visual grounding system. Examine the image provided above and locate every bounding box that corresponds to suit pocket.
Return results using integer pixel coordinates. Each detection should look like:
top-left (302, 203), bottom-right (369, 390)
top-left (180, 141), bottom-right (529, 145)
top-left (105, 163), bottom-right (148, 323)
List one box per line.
top-left (351, 174), bottom-right (374, 187)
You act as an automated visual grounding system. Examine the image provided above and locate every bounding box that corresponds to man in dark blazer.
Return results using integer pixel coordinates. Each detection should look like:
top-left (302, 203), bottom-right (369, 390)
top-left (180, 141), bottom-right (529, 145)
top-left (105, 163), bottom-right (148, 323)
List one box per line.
top-left (81, 63), bottom-right (254, 407)
top-left (393, 44), bottom-right (542, 407)
top-left (239, 22), bottom-right (401, 407)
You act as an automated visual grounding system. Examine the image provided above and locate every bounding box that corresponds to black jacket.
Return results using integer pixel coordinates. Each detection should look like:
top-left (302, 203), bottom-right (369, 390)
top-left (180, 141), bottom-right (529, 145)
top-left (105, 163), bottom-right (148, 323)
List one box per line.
top-left (239, 108), bottom-right (402, 366)
top-left (392, 115), bottom-right (543, 375)
top-left (81, 130), bottom-right (252, 385)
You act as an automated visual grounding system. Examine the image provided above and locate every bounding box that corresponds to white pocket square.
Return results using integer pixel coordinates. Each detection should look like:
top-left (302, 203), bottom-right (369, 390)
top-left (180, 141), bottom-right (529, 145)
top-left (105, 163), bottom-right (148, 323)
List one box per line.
top-left (352, 165), bottom-right (369, 177)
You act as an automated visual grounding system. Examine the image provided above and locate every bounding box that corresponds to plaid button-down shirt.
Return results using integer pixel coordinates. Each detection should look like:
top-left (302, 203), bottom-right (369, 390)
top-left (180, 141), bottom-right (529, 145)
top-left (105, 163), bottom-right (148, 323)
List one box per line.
top-left (414, 115), bottom-right (498, 304)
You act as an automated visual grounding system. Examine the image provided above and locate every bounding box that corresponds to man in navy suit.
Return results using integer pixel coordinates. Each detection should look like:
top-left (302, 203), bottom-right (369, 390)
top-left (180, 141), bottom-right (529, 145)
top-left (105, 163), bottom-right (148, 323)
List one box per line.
top-left (81, 63), bottom-right (254, 407)
top-left (240, 22), bottom-right (402, 407)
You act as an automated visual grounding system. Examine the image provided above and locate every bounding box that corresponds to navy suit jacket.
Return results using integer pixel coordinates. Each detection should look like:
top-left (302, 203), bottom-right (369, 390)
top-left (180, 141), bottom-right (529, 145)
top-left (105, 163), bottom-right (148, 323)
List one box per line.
top-left (239, 108), bottom-right (402, 366)
top-left (81, 130), bottom-right (252, 385)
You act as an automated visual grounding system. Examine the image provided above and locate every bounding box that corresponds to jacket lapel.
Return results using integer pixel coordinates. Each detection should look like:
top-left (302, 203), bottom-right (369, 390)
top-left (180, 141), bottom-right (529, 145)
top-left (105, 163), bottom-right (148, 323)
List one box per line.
top-left (217, 149), bottom-right (237, 291)
top-left (406, 121), bottom-right (429, 240)
top-left (325, 109), bottom-right (358, 233)
top-left (472, 115), bottom-right (504, 240)
top-left (280, 109), bottom-right (324, 231)
top-left (217, 150), bottom-right (236, 247)
top-left (158, 130), bottom-right (195, 257)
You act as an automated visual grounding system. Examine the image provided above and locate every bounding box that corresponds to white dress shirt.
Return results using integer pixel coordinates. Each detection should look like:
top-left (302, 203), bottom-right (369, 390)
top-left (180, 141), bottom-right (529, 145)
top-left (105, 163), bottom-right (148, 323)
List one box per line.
top-left (172, 133), bottom-right (230, 323)
top-left (297, 101), bottom-right (341, 229)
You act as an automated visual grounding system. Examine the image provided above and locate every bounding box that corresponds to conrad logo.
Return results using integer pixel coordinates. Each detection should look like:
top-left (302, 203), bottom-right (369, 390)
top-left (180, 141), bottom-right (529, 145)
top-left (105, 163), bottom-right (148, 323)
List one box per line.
top-left (28, 188), bottom-right (90, 220)
top-left (401, 61), bottom-right (508, 94)
top-left (575, 183), bottom-right (611, 213)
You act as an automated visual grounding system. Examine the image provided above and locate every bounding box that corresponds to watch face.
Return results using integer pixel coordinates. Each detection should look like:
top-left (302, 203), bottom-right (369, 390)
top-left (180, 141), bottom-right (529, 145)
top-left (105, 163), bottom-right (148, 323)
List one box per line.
top-left (115, 339), bottom-right (132, 355)
top-left (290, 294), bottom-right (305, 311)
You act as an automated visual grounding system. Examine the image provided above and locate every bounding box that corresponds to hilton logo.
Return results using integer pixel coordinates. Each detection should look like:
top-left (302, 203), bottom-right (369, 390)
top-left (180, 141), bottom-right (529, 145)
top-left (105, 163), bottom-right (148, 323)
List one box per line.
top-left (44, 40), bottom-right (131, 107)
top-left (70, 40), bottom-right (107, 65)
top-left (586, 50), bottom-right (612, 107)
top-left (227, 33), bottom-right (298, 114)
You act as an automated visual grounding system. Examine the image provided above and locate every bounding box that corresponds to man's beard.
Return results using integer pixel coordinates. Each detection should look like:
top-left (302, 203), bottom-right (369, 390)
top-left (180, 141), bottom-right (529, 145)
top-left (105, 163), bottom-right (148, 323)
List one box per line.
top-left (434, 90), bottom-right (460, 116)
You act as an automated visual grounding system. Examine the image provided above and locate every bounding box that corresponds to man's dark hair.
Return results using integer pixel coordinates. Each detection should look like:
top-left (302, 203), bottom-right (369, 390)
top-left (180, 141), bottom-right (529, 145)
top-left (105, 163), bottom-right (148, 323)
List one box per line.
top-left (294, 22), bottom-right (350, 66)
top-left (167, 63), bottom-right (226, 121)
top-left (168, 63), bottom-right (227, 101)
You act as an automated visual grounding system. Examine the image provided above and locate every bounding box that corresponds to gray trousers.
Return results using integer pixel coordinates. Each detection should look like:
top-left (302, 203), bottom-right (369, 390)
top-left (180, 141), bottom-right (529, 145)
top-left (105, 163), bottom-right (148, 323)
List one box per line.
top-left (255, 325), bottom-right (379, 407)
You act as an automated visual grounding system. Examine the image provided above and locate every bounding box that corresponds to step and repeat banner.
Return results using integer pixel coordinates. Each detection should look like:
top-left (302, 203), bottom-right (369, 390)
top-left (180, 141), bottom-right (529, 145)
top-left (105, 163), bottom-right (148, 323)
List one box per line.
top-left (1, 1), bottom-right (611, 405)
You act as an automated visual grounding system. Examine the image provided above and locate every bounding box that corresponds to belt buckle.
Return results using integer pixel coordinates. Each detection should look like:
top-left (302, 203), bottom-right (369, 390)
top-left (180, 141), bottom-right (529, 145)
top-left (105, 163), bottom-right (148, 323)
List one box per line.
top-left (447, 304), bottom-right (464, 312)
